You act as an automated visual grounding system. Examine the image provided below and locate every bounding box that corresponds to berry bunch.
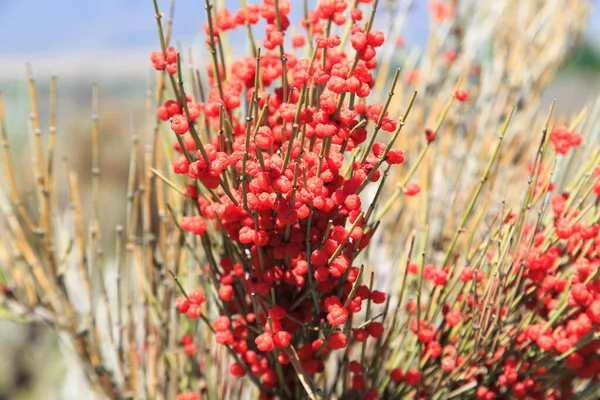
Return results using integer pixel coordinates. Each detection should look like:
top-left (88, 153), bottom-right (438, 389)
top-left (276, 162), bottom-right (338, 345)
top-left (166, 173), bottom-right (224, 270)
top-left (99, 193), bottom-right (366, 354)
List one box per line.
top-left (151, 0), bottom-right (412, 397)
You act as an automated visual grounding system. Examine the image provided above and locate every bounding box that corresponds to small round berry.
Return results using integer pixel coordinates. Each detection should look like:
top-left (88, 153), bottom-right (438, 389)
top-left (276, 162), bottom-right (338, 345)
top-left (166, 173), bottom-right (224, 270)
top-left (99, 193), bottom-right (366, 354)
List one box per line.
top-left (218, 285), bottom-right (234, 301)
top-left (171, 114), bottom-right (189, 135)
top-left (405, 368), bottom-right (421, 386)
top-left (176, 296), bottom-right (190, 313)
top-left (390, 368), bottom-right (403, 383)
top-left (157, 105), bottom-right (170, 121)
top-left (188, 288), bottom-right (206, 305)
top-left (327, 332), bottom-right (348, 349)
top-left (404, 183), bottom-right (421, 196)
top-left (368, 322), bottom-right (384, 338)
top-left (386, 149), bottom-right (405, 164)
top-left (327, 306), bottom-right (349, 326)
top-left (353, 328), bottom-right (369, 342)
top-left (371, 290), bottom-right (387, 304)
top-left (230, 363), bottom-right (246, 377)
top-left (441, 357), bottom-right (455, 372)
top-left (255, 332), bottom-right (275, 352)
top-left (454, 89), bottom-right (468, 102)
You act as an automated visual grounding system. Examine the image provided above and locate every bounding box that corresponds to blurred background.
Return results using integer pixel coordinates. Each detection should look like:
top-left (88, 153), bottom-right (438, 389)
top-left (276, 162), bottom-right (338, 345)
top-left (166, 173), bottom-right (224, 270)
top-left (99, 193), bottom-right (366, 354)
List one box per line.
top-left (0, 0), bottom-right (599, 399)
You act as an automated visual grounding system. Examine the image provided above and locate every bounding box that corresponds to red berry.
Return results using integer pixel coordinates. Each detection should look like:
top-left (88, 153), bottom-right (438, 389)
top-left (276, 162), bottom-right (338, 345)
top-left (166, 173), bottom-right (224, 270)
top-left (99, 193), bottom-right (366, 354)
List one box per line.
top-left (157, 105), bottom-right (170, 121)
top-left (404, 183), bottom-right (421, 196)
top-left (441, 357), bottom-right (455, 372)
top-left (327, 332), bottom-right (348, 349)
top-left (386, 149), bottom-right (405, 164)
top-left (218, 285), bottom-right (234, 301)
top-left (390, 367), bottom-right (403, 383)
top-left (405, 368), bottom-right (420, 386)
top-left (255, 332), bottom-right (275, 352)
top-left (353, 328), bottom-right (369, 342)
top-left (371, 290), bottom-right (386, 304)
top-left (230, 363), bottom-right (246, 377)
top-left (273, 331), bottom-right (292, 348)
top-left (171, 114), bottom-right (190, 135)
top-left (176, 296), bottom-right (190, 313)
top-left (455, 89), bottom-right (468, 102)
top-left (188, 288), bottom-right (206, 305)
top-left (327, 306), bottom-right (349, 326)
top-left (445, 309), bottom-right (462, 327)
top-left (368, 322), bottom-right (384, 338)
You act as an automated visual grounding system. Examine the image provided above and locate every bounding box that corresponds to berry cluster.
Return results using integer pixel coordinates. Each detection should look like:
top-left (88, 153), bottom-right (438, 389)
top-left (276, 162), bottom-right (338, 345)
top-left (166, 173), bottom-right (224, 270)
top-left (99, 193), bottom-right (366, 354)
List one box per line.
top-left (151, 0), bottom-right (409, 397)
top-left (465, 183), bottom-right (600, 399)
top-left (550, 126), bottom-right (583, 155)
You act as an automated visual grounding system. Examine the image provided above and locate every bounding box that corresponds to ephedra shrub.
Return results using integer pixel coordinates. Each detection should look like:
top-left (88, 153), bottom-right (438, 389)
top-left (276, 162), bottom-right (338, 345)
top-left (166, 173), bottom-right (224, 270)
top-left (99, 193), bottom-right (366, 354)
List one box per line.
top-left (0, 0), bottom-right (599, 399)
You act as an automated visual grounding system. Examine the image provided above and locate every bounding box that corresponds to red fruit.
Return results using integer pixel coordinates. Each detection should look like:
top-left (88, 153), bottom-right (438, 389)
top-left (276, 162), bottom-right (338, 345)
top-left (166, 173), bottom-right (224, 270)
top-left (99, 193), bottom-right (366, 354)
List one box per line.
top-left (291, 34), bottom-right (306, 48)
top-left (372, 142), bottom-right (387, 157)
top-left (230, 363), bottom-right (246, 377)
top-left (176, 296), bottom-right (190, 313)
top-left (157, 105), bottom-right (170, 121)
top-left (426, 341), bottom-right (442, 358)
top-left (405, 368), bottom-right (420, 386)
top-left (445, 309), bottom-right (462, 327)
top-left (180, 335), bottom-right (192, 346)
top-left (429, 1), bottom-right (454, 21)
top-left (455, 89), bottom-right (468, 101)
top-left (344, 194), bottom-right (361, 210)
top-left (371, 290), bottom-right (386, 304)
top-left (187, 304), bottom-right (202, 319)
top-left (476, 386), bottom-right (489, 399)
top-left (364, 389), bottom-right (378, 400)
top-left (349, 360), bottom-right (362, 374)
top-left (536, 335), bottom-right (554, 351)
top-left (164, 99), bottom-right (181, 116)
top-left (255, 126), bottom-right (274, 150)
top-left (425, 128), bottom-right (436, 142)
top-left (460, 267), bottom-right (474, 282)
top-left (187, 104), bottom-right (200, 121)
top-left (255, 332), bottom-right (275, 352)
top-left (587, 300), bottom-right (600, 323)
top-left (441, 357), bottom-right (455, 372)
top-left (404, 182), bottom-right (421, 196)
top-left (351, 373), bottom-right (365, 390)
top-left (350, 32), bottom-right (368, 50)
top-left (180, 216), bottom-right (207, 235)
top-left (367, 30), bottom-right (385, 47)
top-left (188, 288), bottom-right (206, 305)
top-left (353, 328), bottom-right (369, 342)
top-left (218, 285), bottom-right (234, 301)
top-left (171, 114), bottom-right (189, 134)
top-left (184, 343), bottom-right (196, 356)
top-left (327, 306), bottom-right (349, 326)
top-left (324, 296), bottom-right (342, 312)
top-left (390, 367), bottom-right (403, 383)
top-left (273, 331), bottom-right (292, 348)
top-left (264, 319), bottom-right (282, 335)
top-left (386, 149), bottom-right (405, 164)
top-left (368, 322), bottom-right (384, 338)
top-left (327, 332), bottom-right (348, 349)
top-left (418, 327), bottom-right (435, 343)
top-left (212, 316), bottom-right (230, 332)
top-left (350, 8), bottom-right (363, 21)
top-left (166, 63), bottom-right (177, 75)
top-left (269, 305), bottom-right (287, 321)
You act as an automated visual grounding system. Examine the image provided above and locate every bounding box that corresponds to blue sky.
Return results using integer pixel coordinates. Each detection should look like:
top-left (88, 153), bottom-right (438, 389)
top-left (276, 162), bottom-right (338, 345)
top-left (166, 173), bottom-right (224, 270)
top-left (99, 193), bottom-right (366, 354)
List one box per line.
top-left (0, 0), bottom-right (597, 56)
top-left (0, 0), bottom-right (597, 81)
top-left (0, 0), bottom-right (425, 55)
top-left (0, 0), bottom-right (205, 54)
